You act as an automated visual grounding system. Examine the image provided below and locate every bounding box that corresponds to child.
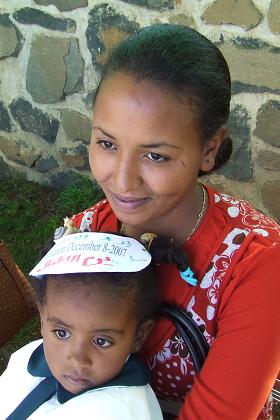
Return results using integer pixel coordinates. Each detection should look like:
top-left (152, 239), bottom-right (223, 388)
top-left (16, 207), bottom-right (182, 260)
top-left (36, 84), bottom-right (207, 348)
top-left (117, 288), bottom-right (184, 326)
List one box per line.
top-left (1, 232), bottom-right (182, 419)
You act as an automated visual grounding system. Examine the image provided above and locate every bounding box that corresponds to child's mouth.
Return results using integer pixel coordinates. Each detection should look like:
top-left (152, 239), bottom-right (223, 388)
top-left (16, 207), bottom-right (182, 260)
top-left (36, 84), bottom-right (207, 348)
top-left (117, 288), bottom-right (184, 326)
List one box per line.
top-left (63, 374), bottom-right (92, 388)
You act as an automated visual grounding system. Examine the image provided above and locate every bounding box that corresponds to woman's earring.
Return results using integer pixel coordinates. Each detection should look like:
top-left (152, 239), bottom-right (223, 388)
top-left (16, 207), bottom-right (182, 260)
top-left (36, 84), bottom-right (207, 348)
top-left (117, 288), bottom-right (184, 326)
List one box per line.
top-left (205, 158), bottom-right (214, 167)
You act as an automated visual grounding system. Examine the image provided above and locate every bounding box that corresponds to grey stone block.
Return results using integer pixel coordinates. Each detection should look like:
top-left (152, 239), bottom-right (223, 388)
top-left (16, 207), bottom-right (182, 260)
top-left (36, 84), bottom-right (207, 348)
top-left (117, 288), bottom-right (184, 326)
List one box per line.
top-left (9, 98), bottom-right (59, 143)
top-left (13, 8), bottom-right (76, 32)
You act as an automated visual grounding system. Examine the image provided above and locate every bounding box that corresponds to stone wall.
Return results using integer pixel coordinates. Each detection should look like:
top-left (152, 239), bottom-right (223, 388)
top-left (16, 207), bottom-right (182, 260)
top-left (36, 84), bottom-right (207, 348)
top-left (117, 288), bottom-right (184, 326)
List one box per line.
top-left (0, 0), bottom-right (279, 221)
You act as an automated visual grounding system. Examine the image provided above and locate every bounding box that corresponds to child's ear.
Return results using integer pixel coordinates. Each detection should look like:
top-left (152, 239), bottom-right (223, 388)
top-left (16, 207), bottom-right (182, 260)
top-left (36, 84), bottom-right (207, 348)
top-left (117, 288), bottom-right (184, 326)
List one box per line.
top-left (131, 319), bottom-right (155, 353)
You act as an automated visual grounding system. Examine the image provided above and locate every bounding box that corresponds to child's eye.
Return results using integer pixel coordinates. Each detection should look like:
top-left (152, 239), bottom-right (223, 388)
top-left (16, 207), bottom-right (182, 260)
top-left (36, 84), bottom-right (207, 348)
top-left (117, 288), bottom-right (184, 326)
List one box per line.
top-left (146, 152), bottom-right (168, 162)
top-left (54, 329), bottom-right (70, 339)
top-left (97, 140), bottom-right (116, 150)
top-left (93, 337), bottom-right (112, 348)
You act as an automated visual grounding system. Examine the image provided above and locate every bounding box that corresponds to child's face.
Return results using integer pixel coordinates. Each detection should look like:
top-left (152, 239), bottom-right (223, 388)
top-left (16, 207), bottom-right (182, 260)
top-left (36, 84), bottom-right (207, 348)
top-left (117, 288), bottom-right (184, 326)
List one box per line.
top-left (39, 279), bottom-right (145, 394)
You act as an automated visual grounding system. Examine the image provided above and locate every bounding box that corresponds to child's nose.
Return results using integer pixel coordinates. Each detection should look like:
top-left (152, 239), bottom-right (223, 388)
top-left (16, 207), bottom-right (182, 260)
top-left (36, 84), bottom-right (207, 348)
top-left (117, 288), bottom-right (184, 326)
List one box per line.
top-left (68, 341), bottom-right (92, 366)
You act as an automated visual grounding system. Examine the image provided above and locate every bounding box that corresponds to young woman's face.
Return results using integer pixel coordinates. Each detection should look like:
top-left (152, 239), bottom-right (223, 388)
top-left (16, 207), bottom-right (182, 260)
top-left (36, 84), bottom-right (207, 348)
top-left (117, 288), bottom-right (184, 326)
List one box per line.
top-left (90, 73), bottom-right (209, 229)
top-left (40, 280), bottom-right (140, 394)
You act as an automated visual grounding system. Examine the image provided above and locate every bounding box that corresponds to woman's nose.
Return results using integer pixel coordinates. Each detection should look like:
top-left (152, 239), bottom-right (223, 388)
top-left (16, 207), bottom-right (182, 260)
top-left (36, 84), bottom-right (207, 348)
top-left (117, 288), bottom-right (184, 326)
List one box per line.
top-left (113, 155), bottom-right (142, 194)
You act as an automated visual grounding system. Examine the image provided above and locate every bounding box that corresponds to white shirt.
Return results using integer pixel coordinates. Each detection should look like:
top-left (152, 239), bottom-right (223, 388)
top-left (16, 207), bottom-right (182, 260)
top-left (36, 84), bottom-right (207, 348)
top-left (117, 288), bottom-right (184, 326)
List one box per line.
top-left (0, 340), bottom-right (163, 420)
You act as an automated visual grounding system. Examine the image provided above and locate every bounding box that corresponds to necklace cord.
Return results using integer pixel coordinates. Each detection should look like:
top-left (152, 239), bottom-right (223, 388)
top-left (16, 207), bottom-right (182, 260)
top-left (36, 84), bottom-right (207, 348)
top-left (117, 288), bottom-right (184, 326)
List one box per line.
top-left (185, 183), bottom-right (207, 242)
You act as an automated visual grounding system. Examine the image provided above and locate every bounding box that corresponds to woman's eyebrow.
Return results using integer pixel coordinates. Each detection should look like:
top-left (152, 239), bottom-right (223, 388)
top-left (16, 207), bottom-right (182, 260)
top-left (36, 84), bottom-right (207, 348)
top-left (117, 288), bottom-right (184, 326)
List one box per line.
top-left (139, 141), bottom-right (182, 150)
top-left (92, 126), bottom-right (116, 140)
top-left (93, 126), bottom-right (182, 150)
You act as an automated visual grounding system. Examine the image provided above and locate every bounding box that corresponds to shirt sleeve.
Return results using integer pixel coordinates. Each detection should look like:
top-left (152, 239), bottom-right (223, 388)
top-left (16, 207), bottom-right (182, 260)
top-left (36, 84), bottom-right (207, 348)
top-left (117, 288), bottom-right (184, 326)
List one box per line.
top-left (0, 340), bottom-right (43, 419)
top-left (179, 242), bottom-right (280, 420)
top-left (70, 200), bottom-right (118, 233)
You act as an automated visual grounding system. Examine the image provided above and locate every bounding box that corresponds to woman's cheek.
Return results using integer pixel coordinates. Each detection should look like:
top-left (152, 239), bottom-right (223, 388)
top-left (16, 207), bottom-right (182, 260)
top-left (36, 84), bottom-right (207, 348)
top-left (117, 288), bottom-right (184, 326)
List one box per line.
top-left (90, 154), bottom-right (111, 184)
top-left (89, 146), bottom-right (101, 174)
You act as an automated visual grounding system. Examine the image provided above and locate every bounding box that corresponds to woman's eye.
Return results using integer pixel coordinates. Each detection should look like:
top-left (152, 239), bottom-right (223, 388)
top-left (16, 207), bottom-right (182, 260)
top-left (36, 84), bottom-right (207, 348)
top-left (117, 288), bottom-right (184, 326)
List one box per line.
top-left (98, 140), bottom-right (115, 150)
top-left (93, 337), bottom-right (112, 348)
top-left (54, 329), bottom-right (70, 339)
top-left (146, 152), bottom-right (168, 162)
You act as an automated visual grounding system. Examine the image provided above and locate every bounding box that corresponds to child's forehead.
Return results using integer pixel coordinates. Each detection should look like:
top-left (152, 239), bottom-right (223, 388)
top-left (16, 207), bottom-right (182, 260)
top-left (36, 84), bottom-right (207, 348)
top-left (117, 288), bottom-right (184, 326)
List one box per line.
top-left (43, 278), bottom-right (138, 329)
top-left (45, 275), bottom-right (135, 306)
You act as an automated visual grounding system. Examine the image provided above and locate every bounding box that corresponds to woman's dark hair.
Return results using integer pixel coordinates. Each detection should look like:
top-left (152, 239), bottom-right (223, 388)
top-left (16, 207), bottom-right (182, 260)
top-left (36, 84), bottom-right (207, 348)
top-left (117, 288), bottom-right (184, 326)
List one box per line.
top-left (32, 233), bottom-right (190, 325)
top-left (95, 23), bottom-right (232, 173)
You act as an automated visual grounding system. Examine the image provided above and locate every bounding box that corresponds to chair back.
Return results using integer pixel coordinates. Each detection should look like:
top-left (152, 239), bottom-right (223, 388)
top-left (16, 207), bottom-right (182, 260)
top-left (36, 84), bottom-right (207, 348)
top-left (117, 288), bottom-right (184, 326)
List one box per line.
top-left (0, 240), bottom-right (37, 347)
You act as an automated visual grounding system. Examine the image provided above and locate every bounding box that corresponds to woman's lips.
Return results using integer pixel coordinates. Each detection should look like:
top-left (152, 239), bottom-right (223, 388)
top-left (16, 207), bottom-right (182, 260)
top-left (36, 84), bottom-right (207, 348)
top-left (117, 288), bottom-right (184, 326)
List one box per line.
top-left (109, 192), bottom-right (150, 211)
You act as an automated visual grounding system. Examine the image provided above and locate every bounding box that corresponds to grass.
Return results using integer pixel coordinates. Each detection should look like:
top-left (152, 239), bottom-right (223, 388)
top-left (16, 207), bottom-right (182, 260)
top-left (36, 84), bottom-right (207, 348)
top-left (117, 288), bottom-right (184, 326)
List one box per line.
top-left (0, 175), bottom-right (104, 372)
top-left (0, 175), bottom-right (104, 274)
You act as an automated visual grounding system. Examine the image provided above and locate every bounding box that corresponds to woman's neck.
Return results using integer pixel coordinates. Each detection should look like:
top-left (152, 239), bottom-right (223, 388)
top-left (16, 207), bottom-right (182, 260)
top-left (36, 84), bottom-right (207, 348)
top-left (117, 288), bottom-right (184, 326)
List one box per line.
top-left (120, 183), bottom-right (208, 245)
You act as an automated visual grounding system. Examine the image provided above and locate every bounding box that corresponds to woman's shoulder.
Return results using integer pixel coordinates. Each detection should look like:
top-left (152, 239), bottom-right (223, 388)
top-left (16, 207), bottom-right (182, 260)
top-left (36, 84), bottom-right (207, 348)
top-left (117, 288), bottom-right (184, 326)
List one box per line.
top-left (70, 199), bottom-right (118, 233)
top-left (186, 184), bottom-right (280, 292)
top-left (204, 184), bottom-right (280, 245)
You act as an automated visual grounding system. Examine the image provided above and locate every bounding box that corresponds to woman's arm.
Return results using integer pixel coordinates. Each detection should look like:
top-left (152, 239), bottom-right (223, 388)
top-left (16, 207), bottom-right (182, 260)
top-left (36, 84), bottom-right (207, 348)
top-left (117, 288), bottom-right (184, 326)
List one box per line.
top-left (179, 243), bottom-right (280, 419)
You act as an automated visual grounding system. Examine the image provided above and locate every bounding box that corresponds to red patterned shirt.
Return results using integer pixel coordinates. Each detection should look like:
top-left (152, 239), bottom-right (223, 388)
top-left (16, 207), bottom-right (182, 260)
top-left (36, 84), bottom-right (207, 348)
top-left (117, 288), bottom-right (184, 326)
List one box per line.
top-left (71, 185), bottom-right (280, 419)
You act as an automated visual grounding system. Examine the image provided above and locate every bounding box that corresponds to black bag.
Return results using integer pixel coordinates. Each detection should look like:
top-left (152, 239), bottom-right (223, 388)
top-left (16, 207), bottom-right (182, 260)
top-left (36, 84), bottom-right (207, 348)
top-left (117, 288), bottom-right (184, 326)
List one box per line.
top-left (159, 304), bottom-right (209, 373)
top-left (159, 304), bottom-right (209, 420)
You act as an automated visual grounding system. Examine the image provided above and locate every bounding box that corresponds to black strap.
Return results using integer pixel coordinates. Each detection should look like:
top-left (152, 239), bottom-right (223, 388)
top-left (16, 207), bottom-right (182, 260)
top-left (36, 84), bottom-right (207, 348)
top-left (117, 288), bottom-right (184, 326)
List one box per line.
top-left (159, 304), bottom-right (209, 372)
top-left (6, 377), bottom-right (57, 420)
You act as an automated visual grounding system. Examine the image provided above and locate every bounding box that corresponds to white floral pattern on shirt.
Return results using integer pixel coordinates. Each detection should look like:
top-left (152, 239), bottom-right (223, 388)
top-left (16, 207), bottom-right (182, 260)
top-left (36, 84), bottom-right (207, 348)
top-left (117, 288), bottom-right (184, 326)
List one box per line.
top-left (149, 191), bottom-right (278, 418)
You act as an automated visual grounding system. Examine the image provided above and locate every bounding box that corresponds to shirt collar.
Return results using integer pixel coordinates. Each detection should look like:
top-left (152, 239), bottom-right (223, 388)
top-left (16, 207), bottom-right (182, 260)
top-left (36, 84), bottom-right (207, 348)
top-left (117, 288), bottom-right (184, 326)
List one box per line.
top-left (27, 343), bottom-right (149, 404)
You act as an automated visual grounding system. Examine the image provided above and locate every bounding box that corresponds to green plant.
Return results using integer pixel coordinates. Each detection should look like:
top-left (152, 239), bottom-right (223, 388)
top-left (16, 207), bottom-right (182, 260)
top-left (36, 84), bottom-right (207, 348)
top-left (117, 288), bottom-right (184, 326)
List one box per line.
top-left (0, 177), bottom-right (59, 273)
top-left (0, 175), bottom-right (104, 275)
top-left (55, 176), bottom-right (105, 219)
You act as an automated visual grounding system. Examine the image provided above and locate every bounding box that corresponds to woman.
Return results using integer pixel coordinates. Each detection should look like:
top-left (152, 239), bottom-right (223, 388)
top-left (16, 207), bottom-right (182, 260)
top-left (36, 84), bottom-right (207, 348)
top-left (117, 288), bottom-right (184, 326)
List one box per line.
top-left (68, 24), bottom-right (280, 419)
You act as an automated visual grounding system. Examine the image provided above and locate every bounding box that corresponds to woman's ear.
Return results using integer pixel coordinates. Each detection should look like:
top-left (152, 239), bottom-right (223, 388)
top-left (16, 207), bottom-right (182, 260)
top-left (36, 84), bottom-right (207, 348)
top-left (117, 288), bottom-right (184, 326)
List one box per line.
top-left (200, 126), bottom-right (229, 172)
top-left (131, 319), bottom-right (155, 353)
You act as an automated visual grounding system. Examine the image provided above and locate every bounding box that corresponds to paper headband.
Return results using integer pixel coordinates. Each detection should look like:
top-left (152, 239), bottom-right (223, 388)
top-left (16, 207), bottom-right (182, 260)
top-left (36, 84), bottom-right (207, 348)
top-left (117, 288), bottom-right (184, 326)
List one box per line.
top-left (29, 232), bottom-right (151, 277)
